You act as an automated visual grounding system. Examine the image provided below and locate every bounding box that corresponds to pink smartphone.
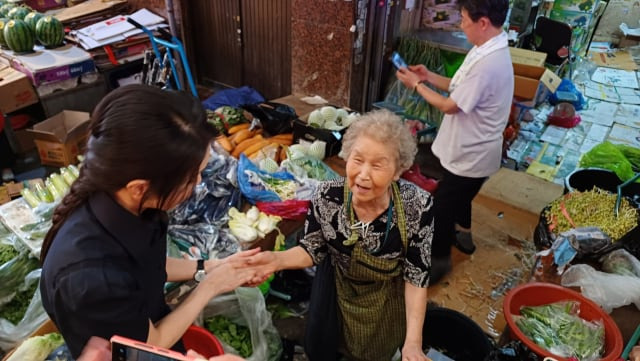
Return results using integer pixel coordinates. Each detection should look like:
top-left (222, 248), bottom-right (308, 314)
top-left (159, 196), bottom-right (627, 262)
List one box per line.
top-left (110, 335), bottom-right (202, 361)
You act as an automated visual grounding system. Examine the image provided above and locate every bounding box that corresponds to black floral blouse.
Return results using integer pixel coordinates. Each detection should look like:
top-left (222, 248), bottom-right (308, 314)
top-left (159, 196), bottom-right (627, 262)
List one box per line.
top-left (299, 178), bottom-right (434, 287)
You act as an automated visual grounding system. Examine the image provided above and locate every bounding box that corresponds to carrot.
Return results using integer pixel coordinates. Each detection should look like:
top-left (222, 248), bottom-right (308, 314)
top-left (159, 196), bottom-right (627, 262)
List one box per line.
top-left (272, 133), bottom-right (293, 141)
top-left (279, 146), bottom-right (288, 161)
top-left (243, 140), bottom-right (270, 158)
top-left (215, 135), bottom-right (233, 152)
top-left (232, 135), bottom-right (264, 158)
top-left (230, 129), bottom-right (254, 144)
top-left (269, 138), bottom-right (293, 146)
top-left (228, 123), bottom-right (250, 134)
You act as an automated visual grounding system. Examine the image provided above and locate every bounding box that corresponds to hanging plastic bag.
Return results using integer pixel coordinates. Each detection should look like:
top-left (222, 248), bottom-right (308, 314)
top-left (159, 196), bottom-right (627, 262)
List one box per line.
top-left (199, 287), bottom-right (282, 361)
top-left (561, 263), bottom-right (640, 313)
top-left (579, 142), bottom-right (636, 183)
top-left (0, 269), bottom-right (49, 351)
top-left (237, 154), bottom-right (298, 204)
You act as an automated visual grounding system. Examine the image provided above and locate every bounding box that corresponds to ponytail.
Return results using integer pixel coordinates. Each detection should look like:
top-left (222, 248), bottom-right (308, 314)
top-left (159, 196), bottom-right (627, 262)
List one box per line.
top-left (40, 169), bottom-right (94, 263)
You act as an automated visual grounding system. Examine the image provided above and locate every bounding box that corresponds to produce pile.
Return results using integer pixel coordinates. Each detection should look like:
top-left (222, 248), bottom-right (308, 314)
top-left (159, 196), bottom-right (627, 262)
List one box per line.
top-left (545, 187), bottom-right (637, 241)
top-left (0, 3), bottom-right (65, 53)
top-left (515, 301), bottom-right (605, 361)
top-left (205, 315), bottom-right (253, 358)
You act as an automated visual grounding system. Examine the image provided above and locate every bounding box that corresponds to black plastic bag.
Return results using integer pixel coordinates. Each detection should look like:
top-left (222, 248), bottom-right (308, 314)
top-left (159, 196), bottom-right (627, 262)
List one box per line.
top-left (241, 102), bottom-right (297, 136)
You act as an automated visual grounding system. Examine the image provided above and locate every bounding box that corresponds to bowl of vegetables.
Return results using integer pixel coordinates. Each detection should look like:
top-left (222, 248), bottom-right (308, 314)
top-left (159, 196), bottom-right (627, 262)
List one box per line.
top-left (503, 282), bottom-right (623, 361)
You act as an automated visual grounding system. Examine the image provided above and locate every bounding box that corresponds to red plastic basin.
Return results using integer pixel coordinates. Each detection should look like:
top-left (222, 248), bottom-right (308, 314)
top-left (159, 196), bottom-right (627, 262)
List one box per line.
top-left (182, 324), bottom-right (225, 358)
top-left (503, 282), bottom-right (623, 361)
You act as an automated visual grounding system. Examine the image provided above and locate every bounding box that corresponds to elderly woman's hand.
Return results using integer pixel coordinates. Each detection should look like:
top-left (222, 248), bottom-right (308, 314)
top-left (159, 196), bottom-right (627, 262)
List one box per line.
top-left (186, 350), bottom-right (246, 360)
top-left (401, 343), bottom-right (429, 361)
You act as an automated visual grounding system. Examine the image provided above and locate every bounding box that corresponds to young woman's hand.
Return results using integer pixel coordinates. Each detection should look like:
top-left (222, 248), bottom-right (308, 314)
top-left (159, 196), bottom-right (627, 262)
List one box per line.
top-left (205, 248), bottom-right (261, 273)
top-left (77, 337), bottom-right (111, 361)
top-left (200, 259), bottom-right (258, 296)
top-left (630, 345), bottom-right (640, 361)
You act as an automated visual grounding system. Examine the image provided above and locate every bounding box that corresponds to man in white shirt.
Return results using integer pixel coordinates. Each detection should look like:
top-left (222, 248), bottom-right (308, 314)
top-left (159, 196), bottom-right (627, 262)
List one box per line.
top-left (396, 0), bottom-right (514, 285)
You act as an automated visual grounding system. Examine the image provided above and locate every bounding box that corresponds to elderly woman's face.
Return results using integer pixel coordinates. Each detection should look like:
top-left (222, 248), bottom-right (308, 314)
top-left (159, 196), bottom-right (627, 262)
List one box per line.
top-left (346, 135), bottom-right (400, 205)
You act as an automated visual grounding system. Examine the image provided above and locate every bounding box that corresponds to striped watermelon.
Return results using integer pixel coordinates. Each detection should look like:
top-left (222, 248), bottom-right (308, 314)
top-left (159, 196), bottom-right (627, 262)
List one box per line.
top-left (0, 3), bottom-right (14, 18)
top-left (4, 19), bottom-right (34, 53)
top-left (35, 15), bottom-right (63, 47)
top-left (0, 18), bottom-right (8, 48)
top-left (7, 6), bottom-right (30, 20)
top-left (23, 11), bottom-right (42, 33)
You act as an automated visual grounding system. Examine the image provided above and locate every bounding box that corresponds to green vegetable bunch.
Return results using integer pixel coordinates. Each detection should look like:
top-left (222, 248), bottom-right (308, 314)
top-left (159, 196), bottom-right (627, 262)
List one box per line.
top-left (545, 187), bottom-right (638, 241)
top-left (517, 302), bottom-right (605, 360)
top-left (0, 282), bottom-right (37, 324)
top-left (204, 315), bottom-right (253, 358)
top-left (0, 243), bottom-right (18, 265)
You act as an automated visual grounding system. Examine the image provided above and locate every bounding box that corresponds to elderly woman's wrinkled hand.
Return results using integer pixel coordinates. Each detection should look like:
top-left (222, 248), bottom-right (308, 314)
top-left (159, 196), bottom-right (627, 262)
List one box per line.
top-left (401, 343), bottom-right (429, 361)
top-left (245, 250), bottom-right (279, 280)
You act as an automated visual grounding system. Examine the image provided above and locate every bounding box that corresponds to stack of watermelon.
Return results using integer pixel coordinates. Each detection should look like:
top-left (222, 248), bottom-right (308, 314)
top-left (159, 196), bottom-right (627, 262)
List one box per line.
top-left (1, 8), bottom-right (64, 53)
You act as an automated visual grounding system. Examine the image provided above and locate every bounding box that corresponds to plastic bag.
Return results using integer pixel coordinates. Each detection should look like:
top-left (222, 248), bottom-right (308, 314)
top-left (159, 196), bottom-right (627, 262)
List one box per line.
top-left (561, 263), bottom-right (640, 313)
top-left (516, 300), bottom-right (605, 361)
top-left (237, 154), bottom-right (298, 204)
top-left (201, 86), bottom-right (265, 111)
top-left (280, 155), bottom-right (339, 182)
top-left (601, 249), bottom-right (640, 277)
top-left (241, 102), bottom-right (296, 136)
top-left (256, 200), bottom-right (310, 221)
top-left (0, 252), bottom-right (40, 306)
top-left (0, 269), bottom-right (49, 351)
top-left (548, 78), bottom-right (586, 111)
top-left (199, 287), bottom-right (282, 361)
top-left (579, 142), bottom-right (636, 183)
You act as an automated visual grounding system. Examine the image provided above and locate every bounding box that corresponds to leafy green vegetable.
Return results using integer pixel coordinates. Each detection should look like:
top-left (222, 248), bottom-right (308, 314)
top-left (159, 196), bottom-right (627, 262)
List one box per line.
top-left (204, 315), bottom-right (253, 358)
top-left (0, 243), bottom-right (18, 265)
top-left (0, 252), bottom-right (40, 305)
top-left (5, 332), bottom-right (64, 361)
top-left (0, 282), bottom-right (37, 324)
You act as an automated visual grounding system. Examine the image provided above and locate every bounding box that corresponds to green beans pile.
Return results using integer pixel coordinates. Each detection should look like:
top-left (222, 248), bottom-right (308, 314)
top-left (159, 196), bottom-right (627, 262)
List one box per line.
top-left (545, 187), bottom-right (637, 241)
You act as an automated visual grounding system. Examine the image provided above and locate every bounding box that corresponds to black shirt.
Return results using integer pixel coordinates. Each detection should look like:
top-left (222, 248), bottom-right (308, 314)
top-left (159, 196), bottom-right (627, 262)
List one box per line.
top-left (40, 192), bottom-right (179, 358)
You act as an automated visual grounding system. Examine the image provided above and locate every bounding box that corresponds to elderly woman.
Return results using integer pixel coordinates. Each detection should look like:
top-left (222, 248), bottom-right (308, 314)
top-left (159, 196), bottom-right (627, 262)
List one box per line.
top-left (248, 109), bottom-right (433, 361)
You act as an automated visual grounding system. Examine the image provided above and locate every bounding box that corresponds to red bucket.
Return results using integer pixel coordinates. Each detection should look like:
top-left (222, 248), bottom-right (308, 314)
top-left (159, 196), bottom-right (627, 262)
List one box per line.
top-left (182, 325), bottom-right (225, 358)
top-left (503, 282), bottom-right (623, 361)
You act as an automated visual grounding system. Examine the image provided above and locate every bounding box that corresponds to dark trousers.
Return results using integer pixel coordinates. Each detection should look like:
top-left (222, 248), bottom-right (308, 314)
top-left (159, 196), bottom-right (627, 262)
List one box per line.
top-left (431, 167), bottom-right (486, 258)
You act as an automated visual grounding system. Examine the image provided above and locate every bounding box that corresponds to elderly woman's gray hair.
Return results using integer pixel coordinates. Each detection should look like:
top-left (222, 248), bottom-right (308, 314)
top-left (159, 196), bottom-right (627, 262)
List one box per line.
top-left (340, 109), bottom-right (417, 173)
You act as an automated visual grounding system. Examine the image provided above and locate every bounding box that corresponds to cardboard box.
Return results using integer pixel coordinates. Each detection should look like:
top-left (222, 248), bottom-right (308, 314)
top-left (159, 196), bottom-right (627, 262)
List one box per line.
top-left (0, 44), bottom-right (95, 86)
top-left (510, 48), bottom-right (561, 103)
top-left (0, 65), bottom-right (38, 114)
top-left (28, 110), bottom-right (90, 167)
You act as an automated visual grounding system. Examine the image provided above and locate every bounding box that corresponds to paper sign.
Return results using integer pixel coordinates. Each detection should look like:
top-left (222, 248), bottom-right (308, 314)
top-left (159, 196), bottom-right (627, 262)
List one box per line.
top-left (590, 51), bottom-right (638, 71)
top-left (591, 67), bottom-right (639, 89)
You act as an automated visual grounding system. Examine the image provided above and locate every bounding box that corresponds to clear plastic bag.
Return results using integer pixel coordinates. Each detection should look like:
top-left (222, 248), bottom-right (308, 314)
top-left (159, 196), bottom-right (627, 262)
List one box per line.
top-left (199, 287), bottom-right (282, 361)
top-left (0, 252), bottom-right (40, 306)
top-left (0, 269), bottom-right (49, 351)
top-left (516, 301), bottom-right (605, 361)
top-left (561, 263), bottom-right (640, 313)
top-left (601, 249), bottom-right (640, 277)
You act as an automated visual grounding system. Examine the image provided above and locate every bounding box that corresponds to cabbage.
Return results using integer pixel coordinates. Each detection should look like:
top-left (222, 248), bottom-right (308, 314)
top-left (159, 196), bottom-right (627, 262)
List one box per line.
top-left (6, 332), bottom-right (64, 361)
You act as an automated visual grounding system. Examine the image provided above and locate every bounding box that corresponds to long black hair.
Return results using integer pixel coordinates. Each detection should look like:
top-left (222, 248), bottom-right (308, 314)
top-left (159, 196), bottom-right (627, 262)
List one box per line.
top-left (41, 85), bottom-right (217, 262)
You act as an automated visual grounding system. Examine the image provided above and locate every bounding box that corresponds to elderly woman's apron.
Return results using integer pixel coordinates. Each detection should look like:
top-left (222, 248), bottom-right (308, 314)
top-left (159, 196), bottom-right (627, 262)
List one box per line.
top-left (336, 182), bottom-right (408, 361)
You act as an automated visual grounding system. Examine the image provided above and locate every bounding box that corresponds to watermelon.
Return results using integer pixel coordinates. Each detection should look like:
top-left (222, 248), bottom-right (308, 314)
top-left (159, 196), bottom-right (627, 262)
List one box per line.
top-left (0, 18), bottom-right (8, 48)
top-left (7, 6), bottom-right (30, 20)
top-left (35, 15), bottom-right (63, 47)
top-left (0, 3), bottom-right (14, 18)
top-left (4, 19), bottom-right (34, 53)
top-left (23, 11), bottom-right (42, 33)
